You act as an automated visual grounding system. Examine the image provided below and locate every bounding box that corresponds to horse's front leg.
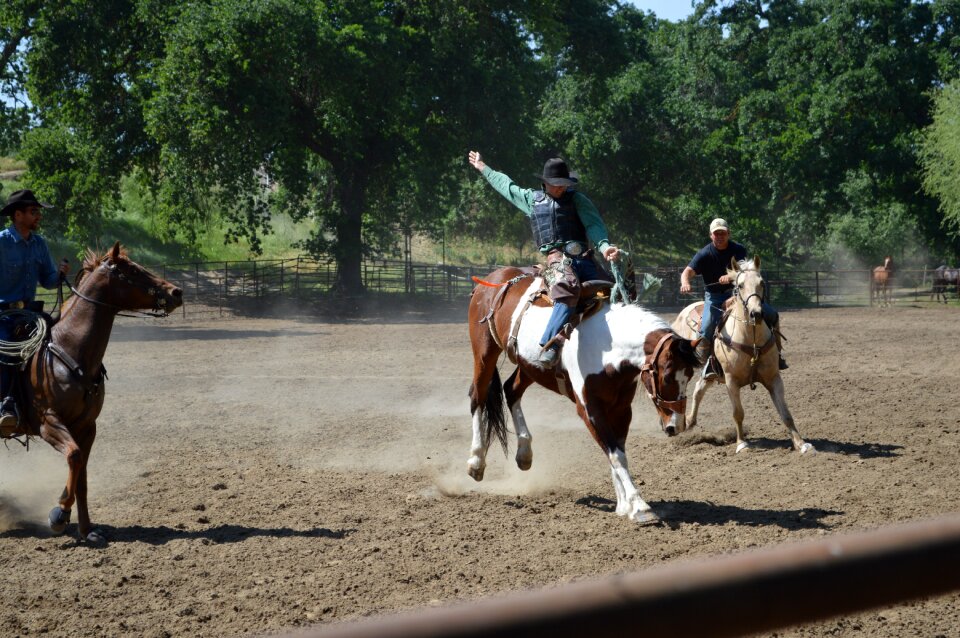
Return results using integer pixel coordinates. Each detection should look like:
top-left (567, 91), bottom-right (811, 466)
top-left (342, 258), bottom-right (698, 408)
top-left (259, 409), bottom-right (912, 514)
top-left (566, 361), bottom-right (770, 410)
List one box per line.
top-left (685, 372), bottom-right (711, 429)
top-left (607, 447), bottom-right (659, 525)
top-left (39, 417), bottom-right (83, 536)
top-left (73, 424), bottom-right (106, 543)
top-left (724, 383), bottom-right (749, 453)
top-left (765, 375), bottom-right (814, 454)
top-left (580, 397), bottom-right (659, 526)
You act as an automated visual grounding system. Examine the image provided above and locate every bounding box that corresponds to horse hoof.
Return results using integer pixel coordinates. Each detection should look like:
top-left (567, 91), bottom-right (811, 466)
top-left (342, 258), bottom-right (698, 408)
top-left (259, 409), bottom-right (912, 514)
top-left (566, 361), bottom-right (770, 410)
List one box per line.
top-left (631, 510), bottom-right (661, 526)
top-left (85, 528), bottom-right (107, 546)
top-left (515, 454), bottom-right (532, 471)
top-left (48, 507), bottom-right (72, 535)
top-left (735, 441), bottom-right (750, 454)
top-left (799, 442), bottom-right (815, 455)
top-left (467, 461), bottom-right (485, 482)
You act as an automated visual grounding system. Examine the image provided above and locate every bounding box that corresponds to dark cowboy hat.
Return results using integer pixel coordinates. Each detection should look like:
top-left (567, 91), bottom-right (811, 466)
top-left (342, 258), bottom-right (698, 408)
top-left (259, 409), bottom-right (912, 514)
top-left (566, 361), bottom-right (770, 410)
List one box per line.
top-left (1, 189), bottom-right (54, 217)
top-left (533, 158), bottom-right (579, 187)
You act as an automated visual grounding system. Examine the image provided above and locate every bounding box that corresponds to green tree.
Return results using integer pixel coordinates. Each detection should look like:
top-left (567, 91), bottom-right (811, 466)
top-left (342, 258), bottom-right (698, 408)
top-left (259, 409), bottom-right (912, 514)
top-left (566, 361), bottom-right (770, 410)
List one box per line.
top-left (920, 80), bottom-right (960, 239)
top-left (145, 0), bottom-right (543, 292)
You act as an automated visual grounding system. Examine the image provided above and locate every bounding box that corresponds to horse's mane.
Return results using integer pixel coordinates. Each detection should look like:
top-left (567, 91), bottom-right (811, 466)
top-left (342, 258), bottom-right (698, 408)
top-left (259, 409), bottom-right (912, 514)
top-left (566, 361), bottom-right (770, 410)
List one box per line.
top-left (727, 258), bottom-right (760, 278)
top-left (74, 245), bottom-right (130, 287)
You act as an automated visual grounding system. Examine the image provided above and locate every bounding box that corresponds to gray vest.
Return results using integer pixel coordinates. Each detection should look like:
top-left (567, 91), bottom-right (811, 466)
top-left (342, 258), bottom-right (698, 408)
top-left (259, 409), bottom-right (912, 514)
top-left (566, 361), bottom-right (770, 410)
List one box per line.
top-left (529, 191), bottom-right (587, 251)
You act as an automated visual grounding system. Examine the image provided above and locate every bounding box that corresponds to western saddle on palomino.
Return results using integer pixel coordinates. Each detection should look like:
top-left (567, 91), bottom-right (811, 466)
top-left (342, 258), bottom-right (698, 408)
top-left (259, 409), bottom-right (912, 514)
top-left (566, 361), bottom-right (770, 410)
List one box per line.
top-left (679, 299), bottom-right (786, 383)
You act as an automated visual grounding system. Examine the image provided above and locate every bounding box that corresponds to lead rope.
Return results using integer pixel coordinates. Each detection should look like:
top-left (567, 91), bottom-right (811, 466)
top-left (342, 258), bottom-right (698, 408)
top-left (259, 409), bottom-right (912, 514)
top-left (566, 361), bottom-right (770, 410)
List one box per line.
top-left (610, 249), bottom-right (632, 305)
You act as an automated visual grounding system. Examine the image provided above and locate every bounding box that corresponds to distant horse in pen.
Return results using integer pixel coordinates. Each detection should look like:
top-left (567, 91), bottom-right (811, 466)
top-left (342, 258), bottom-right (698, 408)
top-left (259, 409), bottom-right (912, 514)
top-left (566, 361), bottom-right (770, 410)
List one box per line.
top-left (1, 243), bottom-right (182, 544)
top-left (931, 265), bottom-right (959, 304)
top-left (870, 256), bottom-right (894, 307)
top-left (466, 266), bottom-right (699, 525)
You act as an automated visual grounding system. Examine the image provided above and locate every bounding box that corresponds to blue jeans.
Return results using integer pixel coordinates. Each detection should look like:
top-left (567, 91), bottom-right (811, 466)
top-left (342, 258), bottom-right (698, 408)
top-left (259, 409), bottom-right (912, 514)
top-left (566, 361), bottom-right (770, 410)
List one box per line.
top-left (540, 254), bottom-right (606, 345)
top-left (701, 290), bottom-right (779, 342)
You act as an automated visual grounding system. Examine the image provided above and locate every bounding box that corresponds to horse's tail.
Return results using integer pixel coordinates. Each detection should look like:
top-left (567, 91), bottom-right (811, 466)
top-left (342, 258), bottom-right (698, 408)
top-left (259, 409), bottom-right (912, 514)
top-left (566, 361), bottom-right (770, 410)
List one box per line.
top-left (480, 368), bottom-right (508, 456)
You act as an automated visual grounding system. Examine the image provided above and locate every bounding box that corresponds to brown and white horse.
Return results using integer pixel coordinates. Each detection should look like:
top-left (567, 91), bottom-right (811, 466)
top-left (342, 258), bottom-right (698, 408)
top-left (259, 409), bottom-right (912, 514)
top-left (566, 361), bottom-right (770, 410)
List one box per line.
top-left (672, 257), bottom-right (813, 455)
top-left (870, 256), bottom-right (894, 307)
top-left (467, 266), bottom-right (699, 525)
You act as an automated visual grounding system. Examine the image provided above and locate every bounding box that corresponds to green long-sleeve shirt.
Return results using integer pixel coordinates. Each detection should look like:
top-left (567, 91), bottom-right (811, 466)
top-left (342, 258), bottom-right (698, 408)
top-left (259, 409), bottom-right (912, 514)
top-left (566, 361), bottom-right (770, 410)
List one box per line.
top-left (481, 166), bottom-right (611, 254)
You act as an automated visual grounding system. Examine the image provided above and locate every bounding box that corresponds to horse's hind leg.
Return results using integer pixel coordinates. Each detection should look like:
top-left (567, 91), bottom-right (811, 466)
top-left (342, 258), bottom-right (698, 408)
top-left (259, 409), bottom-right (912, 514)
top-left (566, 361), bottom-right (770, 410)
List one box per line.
top-left (765, 375), bottom-right (814, 454)
top-left (503, 367), bottom-right (535, 471)
top-left (467, 336), bottom-right (506, 481)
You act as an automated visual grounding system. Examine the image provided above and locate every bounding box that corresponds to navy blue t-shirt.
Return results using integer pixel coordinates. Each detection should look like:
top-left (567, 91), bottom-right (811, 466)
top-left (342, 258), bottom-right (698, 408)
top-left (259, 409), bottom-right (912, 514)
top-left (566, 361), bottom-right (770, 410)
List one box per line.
top-left (688, 240), bottom-right (747, 292)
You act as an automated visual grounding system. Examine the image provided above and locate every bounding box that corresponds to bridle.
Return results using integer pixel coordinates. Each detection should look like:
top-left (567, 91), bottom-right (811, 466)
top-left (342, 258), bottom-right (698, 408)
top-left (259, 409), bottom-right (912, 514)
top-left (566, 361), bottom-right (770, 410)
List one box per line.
top-left (733, 270), bottom-right (765, 325)
top-left (65, 260), bottom-right (172, 318)
top-left (639, 332), bottom-right (687, 415)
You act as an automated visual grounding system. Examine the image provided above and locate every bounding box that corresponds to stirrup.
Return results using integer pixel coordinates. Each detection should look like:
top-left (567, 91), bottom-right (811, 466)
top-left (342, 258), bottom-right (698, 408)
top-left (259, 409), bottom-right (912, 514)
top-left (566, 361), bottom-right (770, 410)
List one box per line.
top-left (0, 411), bottom-right (18, 437)
top-left (538, 344), bottom-right (561, 369)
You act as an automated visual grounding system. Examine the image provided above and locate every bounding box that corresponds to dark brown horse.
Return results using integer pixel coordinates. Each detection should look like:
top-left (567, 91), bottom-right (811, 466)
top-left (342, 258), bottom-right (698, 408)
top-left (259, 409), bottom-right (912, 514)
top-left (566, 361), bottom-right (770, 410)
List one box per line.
top-left (870, 256), bottom-right (894, 307)
top-left (931, 265), bottom-right (959, 304)
top-left (466, 266), bottom-right (699, 525)
top-left (5, 242), bottom-right (182, 544)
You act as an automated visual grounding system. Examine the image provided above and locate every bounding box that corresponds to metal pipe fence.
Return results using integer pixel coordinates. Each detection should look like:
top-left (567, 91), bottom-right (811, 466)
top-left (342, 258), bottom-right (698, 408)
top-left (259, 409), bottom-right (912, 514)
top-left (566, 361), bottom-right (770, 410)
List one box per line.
top-left (31, 258), bottom-right (957, 319)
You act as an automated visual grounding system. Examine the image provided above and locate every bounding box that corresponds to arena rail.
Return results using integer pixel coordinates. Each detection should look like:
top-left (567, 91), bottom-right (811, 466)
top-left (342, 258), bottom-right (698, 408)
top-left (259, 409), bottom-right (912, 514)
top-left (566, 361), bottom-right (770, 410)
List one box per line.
top-left (32, 257), bottom-right (957, 318)
top-left (274, 514), bottom-right (960, 638)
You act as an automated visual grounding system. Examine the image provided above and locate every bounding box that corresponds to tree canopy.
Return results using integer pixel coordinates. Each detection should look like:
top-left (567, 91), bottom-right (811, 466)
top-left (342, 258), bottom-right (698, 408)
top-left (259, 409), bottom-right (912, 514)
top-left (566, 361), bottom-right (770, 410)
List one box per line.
top-left (2, 0), bottom-right (960, 289)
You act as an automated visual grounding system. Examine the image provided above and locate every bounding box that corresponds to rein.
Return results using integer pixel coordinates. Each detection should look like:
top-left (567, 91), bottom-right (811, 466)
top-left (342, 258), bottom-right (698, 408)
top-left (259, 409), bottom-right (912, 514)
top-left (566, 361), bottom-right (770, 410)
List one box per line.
top-left (640, 332), bottom-right (686, 414)
top-left (724, 269), bottom-right (774, 388)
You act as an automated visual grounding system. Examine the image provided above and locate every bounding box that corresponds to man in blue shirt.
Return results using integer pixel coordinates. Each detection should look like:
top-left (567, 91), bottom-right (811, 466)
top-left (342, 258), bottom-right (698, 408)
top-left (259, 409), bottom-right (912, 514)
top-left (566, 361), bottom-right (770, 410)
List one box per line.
top-left (0, 189), bottom-right (70, 433)
top-left (679, 218), bottom-right (785, 379)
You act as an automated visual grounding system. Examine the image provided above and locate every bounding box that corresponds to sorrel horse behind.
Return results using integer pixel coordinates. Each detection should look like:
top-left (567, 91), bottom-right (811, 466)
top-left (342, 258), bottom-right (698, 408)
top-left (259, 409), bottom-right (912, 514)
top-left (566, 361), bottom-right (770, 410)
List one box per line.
top-left (870, 256), bottom-right (894, 307)
top-left (671, 257), bottom-right (813, 455)
top-left (467, 266), bottom-right (699, 525)
top-left (4, 242), bottom-right (182, 544)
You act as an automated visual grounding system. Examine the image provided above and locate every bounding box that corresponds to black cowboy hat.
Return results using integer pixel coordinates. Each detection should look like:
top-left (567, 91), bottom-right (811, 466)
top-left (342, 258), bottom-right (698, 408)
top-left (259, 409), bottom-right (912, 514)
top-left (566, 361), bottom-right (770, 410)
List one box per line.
top-left (1, 189), bottom-right (53, 217)
top-left (533, 158), bottom-right (579, 187)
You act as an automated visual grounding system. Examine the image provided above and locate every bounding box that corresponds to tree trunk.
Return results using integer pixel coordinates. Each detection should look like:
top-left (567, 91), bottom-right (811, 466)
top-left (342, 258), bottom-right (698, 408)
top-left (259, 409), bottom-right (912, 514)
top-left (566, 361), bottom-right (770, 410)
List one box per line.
top-left (332, 172), bottom-right (365, 294)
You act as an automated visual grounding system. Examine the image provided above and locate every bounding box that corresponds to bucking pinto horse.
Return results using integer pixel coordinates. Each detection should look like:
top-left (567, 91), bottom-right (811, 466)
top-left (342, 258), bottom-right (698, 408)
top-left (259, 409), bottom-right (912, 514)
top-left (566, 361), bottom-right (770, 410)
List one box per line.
top-left (466, 266), bottom-right (699, 525)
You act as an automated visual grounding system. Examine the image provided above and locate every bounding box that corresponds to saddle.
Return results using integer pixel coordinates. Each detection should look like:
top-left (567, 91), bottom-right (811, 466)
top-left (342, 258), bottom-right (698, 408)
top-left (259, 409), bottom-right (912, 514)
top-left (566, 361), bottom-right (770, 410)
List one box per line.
top-left (541, 279), bottom-right (614, 350)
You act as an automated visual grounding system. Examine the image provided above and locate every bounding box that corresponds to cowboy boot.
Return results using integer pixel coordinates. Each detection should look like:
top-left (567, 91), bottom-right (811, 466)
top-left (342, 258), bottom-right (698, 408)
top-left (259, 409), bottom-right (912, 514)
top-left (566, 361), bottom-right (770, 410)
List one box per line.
top-left (694, 338), bottom-right (711, 366)
top-left (0, 396), bottom-right (18, 437)
top-left (773, 324), bottom-right (788, 370)
top-left (538, 343), bottom-right (561, 369)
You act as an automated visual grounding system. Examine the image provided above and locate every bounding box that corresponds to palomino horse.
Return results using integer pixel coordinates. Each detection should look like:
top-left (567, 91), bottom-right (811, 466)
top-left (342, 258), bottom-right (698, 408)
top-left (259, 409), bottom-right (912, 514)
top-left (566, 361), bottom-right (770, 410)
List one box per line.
top-left (870, 256), bottom-right (894, 307)
top-left (671, 257), bottom-right (813, 455)
top-left (931, 265), bottom-right (959, 304)
top-left (4, 242), bottom-right (182, 544)
top-left (467, 266), bottom-right (699, 525)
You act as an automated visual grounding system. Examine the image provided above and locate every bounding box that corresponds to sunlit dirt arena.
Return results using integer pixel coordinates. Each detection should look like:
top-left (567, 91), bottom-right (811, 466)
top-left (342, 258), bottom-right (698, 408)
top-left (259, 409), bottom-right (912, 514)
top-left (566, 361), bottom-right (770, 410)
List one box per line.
top-left (1, 303), bottom-right (959, 637)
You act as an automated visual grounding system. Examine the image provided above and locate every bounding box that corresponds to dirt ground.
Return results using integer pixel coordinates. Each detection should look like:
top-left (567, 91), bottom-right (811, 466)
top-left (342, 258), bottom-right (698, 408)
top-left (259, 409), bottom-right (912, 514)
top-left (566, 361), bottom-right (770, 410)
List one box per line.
top-left (1, 302), bottom-right (959, 638)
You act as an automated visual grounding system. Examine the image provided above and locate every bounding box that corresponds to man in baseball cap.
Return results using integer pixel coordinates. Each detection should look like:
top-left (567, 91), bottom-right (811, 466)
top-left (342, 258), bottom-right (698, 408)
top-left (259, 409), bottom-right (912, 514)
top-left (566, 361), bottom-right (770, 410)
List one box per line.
top-left (679, 217), bottom-right (786, 379)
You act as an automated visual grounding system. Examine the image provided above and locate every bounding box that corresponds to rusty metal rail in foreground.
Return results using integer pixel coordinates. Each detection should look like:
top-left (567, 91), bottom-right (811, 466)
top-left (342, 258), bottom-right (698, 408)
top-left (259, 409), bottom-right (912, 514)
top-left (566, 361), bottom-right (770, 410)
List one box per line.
top-left (277, 514), bottom-right (960, 638)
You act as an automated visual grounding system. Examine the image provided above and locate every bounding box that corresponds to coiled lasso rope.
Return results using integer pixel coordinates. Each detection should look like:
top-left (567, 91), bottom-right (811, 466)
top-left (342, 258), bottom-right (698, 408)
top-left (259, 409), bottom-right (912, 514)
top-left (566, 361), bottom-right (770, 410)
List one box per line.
top-left (0, 310), bottom-right (49, 364)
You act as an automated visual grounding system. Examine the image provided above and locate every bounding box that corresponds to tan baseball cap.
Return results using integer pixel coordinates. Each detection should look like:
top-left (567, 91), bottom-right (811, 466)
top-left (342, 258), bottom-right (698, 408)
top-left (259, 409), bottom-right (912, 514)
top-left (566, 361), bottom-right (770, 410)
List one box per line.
top-left (709, 218), bottom-right (729, 233)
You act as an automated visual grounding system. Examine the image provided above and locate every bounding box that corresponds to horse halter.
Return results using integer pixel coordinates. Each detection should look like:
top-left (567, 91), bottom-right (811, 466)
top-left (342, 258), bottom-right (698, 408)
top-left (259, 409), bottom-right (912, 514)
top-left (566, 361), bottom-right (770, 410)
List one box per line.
top-left (66, 260), bottom-right (172, 317)
top-left (733, 271), bottom-right (765, 322)
top-left (639, 332), bottom-right (687, 415)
